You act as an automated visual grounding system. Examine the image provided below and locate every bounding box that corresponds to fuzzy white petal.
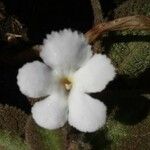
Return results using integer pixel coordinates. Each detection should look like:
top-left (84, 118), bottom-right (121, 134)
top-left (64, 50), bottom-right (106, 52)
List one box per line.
top-left (32, 92), bottom-right (68, 129)
top-left (40, 29), bottom-right (92, 71)
top-left (73, 54), bottom-right (116, 93)
top-left (17, 61), bottom-right (52, 98)
top-left (68, 90), bottom-right (107, 132)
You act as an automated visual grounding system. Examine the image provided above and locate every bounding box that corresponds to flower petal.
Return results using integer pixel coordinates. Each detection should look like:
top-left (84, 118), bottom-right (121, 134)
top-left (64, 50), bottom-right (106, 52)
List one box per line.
top-left (40, 29), bottom-right (92, 71)
top-left (32, 92), bottom-right (68, 129)
top-left (17, 61), bottom-right (52, 98)
top-left (68, 90), bottom-right (107, 132)
top-left (73, 54), bottom-right (116, 93)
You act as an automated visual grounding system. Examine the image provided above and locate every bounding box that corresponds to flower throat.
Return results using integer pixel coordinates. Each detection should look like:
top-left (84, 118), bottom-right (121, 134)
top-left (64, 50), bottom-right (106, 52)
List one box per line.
top-left (60, 77), bottom-right (72, 91)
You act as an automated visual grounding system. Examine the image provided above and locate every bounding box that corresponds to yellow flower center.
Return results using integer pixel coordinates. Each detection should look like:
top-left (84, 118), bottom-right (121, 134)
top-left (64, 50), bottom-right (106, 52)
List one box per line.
top-left (60, 77), bottom-right (72, 91)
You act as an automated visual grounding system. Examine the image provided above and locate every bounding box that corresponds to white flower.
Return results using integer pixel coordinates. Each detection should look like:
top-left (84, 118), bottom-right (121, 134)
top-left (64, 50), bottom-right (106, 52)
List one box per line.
top-left (17, 29), bottom-right (116, 132)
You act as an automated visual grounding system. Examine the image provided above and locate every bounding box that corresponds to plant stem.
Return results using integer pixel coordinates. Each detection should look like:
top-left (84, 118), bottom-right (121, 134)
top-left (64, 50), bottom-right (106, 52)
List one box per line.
top-left (90, 0), bottom-right (103, 53)
top-left (85, 15), bottom-right (150, 44)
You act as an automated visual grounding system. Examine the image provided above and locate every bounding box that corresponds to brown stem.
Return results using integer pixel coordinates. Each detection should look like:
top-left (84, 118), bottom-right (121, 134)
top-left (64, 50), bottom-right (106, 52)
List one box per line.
top-left (85, 15), bottom-right (150, 44)
top-left (0, 1), bottom-right (6, 21)
top-left (90, 0), bottom-right (103, 24)
top-left (90, 0), bottom-right (103, 53)
top-left (2, 15), bottom-right (150, 65)
top-left (33, 15), bottom-right (150, 54)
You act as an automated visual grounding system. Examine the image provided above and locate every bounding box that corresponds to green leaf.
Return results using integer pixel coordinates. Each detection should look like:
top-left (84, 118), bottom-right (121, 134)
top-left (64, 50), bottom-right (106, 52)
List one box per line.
top-left (106, 0), bottom-right (150, 77)
top-left (25, 117), bottom-right (66, 150)
top-left (106, 113), bottom-right (150, 150)
top-left (85, 91), bottom-right (150, 150)
top-left (114, 0), bottom-right (150, 17)
top-left (38, 127), bottom-right (65, 150)
top-left (109, 39), bottom-right (150, 77)
top-left (0, 130), bottom-right (28, 150)
top-left (0, 104), bottom-right (28, 149)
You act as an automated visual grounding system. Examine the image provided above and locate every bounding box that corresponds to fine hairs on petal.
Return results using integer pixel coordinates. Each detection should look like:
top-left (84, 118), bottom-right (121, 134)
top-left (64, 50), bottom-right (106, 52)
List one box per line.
top-left (32, 92), bottom-right (68, 129)
top-left (68, 90), bottom-right (107, 132)
top-left (17, 61), bottom-right (52, 98)
top-left (17, 28), bottom-right (116, 133)
top-left (74, 54), bottom-right (116, 93)
top-left (40, 29), bottom-right (92, 71)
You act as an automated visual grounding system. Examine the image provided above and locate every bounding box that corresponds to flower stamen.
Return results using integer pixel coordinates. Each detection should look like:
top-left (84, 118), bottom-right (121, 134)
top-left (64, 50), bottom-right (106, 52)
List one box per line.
top-left (60, 77), bottom-right (72, 91)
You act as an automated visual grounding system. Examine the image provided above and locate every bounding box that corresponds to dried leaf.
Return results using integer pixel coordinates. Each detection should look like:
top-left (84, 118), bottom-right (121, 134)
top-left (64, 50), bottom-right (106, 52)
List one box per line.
top-left (0, 104), bottom-right (28, 150)
top-left (0, 104), bottom-right (28, 136)
top-left (0, 16), bottom-right (28, 42)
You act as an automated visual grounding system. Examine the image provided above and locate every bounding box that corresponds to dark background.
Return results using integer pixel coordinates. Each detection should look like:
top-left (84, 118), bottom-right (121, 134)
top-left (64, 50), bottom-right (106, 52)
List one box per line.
top-left (2, 0), bottom-right (116, 42)
top-left (0, 0), bottom-right (149, 115)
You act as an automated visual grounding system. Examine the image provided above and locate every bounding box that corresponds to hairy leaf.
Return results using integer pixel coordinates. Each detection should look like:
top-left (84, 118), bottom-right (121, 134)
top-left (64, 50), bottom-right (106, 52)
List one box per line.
top-left (107, 0), bottom-right (150, 77)
top-left (25, 117), bottom-right (66, 150)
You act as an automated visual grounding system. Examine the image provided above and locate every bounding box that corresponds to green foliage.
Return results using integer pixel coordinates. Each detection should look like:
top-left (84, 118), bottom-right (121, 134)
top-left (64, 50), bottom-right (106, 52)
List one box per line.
top-left (107, 0), bottom-right (150, 77)
top-left (86, 112), bottom-right (150, 150)
top-left (38, 127), bottom-right (65, 150)
top-left (0, 130), bottom-right (28, 150)
top-left (106, 113), bottom-right (150, 150)
top-left (25, 117), bottom-right (91, 150)
top-left (25, 117), bottom-right (66, 150)
top-left (109, 37), bottom-right (150, 76)
top-left (114, 0), bottom-right (150, 17)
top-left (85, 90), bottom-right (150, 150)
top-left (0, 104), bottom-right (28, 149)
top-left (0, 104), bottom-right (28, 136)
